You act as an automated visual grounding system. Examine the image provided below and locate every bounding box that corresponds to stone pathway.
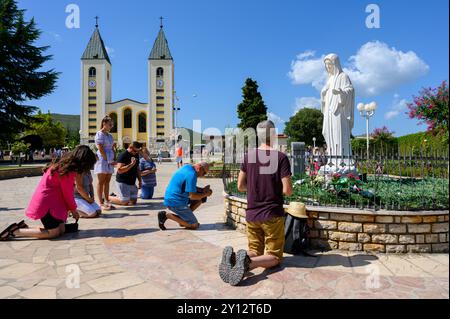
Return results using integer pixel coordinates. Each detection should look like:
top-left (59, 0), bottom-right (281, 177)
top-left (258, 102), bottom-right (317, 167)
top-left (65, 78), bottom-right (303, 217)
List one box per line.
top-left (0, 164), bottom-right (448, 299)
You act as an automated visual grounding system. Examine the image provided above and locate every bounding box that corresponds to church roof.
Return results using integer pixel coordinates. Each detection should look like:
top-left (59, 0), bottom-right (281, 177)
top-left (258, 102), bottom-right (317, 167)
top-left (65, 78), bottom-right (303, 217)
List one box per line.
top-left (149, 27), bottom-right (173, 60)
top-left (81, 27), bottom-right (111, 64)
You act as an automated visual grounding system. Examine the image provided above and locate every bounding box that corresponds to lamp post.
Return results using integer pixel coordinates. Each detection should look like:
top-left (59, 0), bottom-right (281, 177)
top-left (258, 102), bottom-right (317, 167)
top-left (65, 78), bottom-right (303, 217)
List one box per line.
top-left (312, 137), bottom-right (316, 149)
top-left (357, 102), bottom-right (377, 158)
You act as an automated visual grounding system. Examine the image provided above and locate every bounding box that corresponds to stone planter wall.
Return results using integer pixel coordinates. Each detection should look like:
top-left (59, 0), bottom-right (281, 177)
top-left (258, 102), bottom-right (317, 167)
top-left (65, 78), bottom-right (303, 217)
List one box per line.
top-left (224, 193), bottom-right (449, 253)
top-left (0, 166), bottom-right (44, 180)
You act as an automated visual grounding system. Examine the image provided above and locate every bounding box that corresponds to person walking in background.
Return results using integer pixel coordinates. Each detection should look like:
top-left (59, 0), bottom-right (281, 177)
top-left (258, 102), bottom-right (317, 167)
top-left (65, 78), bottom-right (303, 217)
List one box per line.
top-left (94, 116), bottom-right (117, 211)
top-left (139, 147), bottom-right (157, 199)
top-left (75, 170), bottom-right (102, 218)
top-left (219, 120), bottom-right (293, 286)
top-left (157, 149), bottom-right (163, 164)
top-left (0, 146), bottom-right (97, 241)
top-left (109, 142), bottom-right (143, 206)
top-left (176, 144), bottom-right (183, 168)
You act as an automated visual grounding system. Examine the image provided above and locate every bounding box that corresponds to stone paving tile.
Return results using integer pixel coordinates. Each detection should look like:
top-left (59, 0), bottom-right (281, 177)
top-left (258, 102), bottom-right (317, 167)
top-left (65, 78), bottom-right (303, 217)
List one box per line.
top-left (0, 286), bottom-right (20, 298)
top-left (55, 255), bottom-right (94, 266)
top-left (19, 286), bottom-right (57, 299)
top-left (0, 259), bottom-right (18, 268)
top-left (87, 272), bottom-right (145, 293)
top-left (0, 262), bottom-right (48, 279)
top-left (58, 284), bottom-right (95, 299)
top-left (122, 282), bottom-right (177, 299)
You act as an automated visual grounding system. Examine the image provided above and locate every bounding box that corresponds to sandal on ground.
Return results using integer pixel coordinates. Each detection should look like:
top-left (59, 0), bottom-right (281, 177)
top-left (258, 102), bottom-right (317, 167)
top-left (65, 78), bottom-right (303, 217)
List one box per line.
top-left (158, 211), bottom-right (167, 231)
top-left (0, 221), bottom-right (27, 241)
top-left (0, 223), bottom-right (18, 241)
top-left (101, 204), bottom-right (112, 211)
top-left (17, 220), bottom-right (29, 229)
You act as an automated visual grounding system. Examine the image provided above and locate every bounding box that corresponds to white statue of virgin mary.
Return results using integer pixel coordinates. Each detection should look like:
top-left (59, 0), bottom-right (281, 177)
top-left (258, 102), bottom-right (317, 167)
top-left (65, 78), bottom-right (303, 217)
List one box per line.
top-left (321, 53), bottom-right (355, 158)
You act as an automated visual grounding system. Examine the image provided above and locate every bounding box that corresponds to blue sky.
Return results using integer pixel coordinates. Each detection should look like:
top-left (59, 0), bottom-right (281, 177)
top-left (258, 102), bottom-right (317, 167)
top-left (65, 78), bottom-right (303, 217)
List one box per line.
top-left (18, 0), bottom-right (449, 137)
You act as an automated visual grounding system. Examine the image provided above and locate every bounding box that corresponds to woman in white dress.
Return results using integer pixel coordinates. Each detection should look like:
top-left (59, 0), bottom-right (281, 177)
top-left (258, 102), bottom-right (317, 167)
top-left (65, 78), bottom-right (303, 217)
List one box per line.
top-left (94, 116), bottom-right (117, 211)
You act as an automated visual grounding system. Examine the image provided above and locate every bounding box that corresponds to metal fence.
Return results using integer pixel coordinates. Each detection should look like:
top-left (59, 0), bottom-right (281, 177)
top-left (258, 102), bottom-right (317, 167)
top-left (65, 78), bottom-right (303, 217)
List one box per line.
top-left (222, 146), bottom-right (449, 211)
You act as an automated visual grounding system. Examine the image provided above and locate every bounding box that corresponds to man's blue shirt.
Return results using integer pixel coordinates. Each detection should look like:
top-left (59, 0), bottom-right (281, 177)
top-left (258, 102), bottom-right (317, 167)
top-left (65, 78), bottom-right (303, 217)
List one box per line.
top-left (164, 165), bottom-right (197, 207)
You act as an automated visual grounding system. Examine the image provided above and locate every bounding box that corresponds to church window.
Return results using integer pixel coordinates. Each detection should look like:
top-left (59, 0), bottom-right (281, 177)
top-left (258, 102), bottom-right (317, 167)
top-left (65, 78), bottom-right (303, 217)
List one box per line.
top-left (107, 70), bottom-right (110, 80)
top-left (156, 96), bottom-right (164, 100)
top-left (124, 109), bottom-right (132, 128)
top-left (156, 67), bottom-right (164, 77)
top-left (157, 104), bottom-right (164, 107)
top-left (89, 67), bottom-right (96, 77)
top-left (110, 113), bottom-right (118, 133)
top-left (157, 111), bottom-right (164, 114)
top-left (157, 118), bottom-right (164, 122)
top-left (138, 113), bottom-right (147, 133)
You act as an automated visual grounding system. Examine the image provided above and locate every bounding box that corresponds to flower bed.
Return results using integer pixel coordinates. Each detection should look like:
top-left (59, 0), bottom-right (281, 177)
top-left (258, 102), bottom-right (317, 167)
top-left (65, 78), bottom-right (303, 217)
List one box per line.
top-left (225, 174), bottom-right (448, 211)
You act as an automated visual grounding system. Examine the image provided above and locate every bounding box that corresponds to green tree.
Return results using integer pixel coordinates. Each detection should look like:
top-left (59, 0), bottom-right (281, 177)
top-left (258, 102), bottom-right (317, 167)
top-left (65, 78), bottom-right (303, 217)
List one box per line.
top-left (284, 108), bottom-right (325, 147)
top-left (407, 81), bottom-right (449, 143)
top-left (0, 0), bottom-right (59, 142)
top-left (66, 128), bottom-right (80, 150)
top-left (25, 112), bottom-right (67, 149)
top-left (237, 78), bottom-right (268, 130)
top-left (370, 126), bottom-right (397, 156)
top-left (11, 141), bottom-right (28, 155)
top-left (11, 141), bottom-right (28, 166)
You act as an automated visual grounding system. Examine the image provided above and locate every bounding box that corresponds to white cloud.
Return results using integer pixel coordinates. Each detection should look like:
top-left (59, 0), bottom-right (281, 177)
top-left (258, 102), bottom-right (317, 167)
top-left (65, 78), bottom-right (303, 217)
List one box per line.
top-left (268, 112), bottom-right (285, 127)
top-left (293, 97), bottom-right (321, 114)
top-left (384, 94), bottom-right (408, 120)
top-left (106, 46), bottom-right (115, 58)
top-left (288, 51), bottom-right (327, 90)
top-left (289, 41), bottom-right (429, 97)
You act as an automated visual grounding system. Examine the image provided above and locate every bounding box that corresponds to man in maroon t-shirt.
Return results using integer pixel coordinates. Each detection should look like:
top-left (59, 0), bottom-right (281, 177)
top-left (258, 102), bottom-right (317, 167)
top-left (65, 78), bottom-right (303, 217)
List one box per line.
top-left (218, 120), bottom-right (293, 286)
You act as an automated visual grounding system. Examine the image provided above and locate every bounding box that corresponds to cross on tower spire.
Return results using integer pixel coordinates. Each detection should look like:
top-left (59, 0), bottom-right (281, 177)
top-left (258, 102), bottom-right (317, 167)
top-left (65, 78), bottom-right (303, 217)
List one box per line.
top-left (95, 16), bottom-right (99, 28)
top-left (160, 16), bottom-right (164, 28)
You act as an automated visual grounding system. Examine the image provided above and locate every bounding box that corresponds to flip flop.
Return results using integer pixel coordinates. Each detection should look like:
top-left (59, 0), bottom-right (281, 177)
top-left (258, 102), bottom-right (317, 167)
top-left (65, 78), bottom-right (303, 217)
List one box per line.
top-left (0, 223), bottom-right (17, 241)
top-left (16, 220), bottom-right (29, 229)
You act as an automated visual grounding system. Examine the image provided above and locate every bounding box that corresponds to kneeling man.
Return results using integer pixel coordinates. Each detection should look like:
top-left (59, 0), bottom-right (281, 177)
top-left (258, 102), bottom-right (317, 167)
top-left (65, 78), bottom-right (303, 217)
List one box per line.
top-left (158, 162), bottom-right (212, 230)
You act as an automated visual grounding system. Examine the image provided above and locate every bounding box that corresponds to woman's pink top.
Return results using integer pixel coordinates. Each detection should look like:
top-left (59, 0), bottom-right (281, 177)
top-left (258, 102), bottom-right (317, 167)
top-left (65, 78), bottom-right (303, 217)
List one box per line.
top-left (25, 169), bottom-right (77, 222)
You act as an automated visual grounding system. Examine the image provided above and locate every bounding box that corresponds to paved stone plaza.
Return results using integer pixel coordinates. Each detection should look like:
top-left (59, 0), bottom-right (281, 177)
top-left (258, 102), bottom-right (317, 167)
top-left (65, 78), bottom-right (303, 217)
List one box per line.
top-left (0, 164), bottom-right (448, 299)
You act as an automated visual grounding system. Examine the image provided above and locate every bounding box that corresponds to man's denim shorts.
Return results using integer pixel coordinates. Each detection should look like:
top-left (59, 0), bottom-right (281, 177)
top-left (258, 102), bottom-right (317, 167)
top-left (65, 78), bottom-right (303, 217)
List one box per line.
top-left (116, 182), bottom-right (138, 202)
top-left (167, 205), bottom-right (198, 225)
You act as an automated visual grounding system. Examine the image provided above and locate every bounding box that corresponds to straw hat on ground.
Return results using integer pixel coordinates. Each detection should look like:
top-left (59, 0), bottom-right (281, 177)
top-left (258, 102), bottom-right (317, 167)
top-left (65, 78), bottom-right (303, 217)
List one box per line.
top-left (286, 201), bottom-right (308, 219)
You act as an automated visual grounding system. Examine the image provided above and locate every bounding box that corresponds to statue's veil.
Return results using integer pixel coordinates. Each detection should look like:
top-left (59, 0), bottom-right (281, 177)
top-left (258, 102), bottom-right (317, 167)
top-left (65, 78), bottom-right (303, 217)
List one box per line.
top-left (324, 53), bottom-right (343, 77)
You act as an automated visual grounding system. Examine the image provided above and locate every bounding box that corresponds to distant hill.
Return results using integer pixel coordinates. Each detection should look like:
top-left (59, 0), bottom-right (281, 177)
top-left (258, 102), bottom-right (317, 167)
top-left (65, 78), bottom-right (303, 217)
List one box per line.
top-left (50, 114), bottom-right (80, 133)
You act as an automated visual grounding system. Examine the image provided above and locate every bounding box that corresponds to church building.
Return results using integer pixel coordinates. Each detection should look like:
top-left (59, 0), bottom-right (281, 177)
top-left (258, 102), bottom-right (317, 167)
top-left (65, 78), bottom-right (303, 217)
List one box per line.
top-left (80, 20), bottom-right (175, 150)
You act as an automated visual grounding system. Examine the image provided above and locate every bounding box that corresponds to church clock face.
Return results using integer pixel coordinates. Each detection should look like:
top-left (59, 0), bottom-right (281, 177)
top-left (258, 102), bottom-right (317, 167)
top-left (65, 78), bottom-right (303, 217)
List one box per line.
top-left (88, 80), bottom-right (96, 88)
top-left (157, 80), bottom-right (164, 88)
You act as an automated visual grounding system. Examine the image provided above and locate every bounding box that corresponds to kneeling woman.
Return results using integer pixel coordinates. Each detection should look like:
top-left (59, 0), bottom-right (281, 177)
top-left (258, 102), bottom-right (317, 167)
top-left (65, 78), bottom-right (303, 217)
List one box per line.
top-left (75, 170), bottom-right (102, 218)
top-left (0, 145), bottom-right (97, 240)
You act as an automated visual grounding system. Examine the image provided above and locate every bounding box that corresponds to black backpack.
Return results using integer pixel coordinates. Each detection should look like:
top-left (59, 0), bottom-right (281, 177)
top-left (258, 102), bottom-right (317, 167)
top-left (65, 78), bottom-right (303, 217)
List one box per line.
top-left (284, 214), bottom-right (315, 256)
